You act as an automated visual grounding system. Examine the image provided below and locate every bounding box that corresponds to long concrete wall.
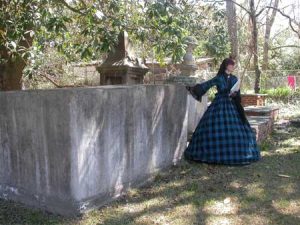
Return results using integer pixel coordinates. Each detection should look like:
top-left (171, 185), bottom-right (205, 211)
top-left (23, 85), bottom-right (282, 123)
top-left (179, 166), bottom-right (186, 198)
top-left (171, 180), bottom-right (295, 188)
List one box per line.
top-left (0, 85), bottom-right (188, 215)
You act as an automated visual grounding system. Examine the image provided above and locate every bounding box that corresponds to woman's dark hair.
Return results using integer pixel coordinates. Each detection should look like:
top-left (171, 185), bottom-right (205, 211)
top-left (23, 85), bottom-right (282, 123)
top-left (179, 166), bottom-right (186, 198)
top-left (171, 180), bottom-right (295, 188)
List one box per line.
top-left (217, 58), bottom-right (235, 76)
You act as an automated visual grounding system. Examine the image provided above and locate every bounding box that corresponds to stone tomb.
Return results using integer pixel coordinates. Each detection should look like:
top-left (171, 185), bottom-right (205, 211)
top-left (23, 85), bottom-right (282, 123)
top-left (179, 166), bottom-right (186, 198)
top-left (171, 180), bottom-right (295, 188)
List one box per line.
top-left (0, 85), bottom-right (188, 216)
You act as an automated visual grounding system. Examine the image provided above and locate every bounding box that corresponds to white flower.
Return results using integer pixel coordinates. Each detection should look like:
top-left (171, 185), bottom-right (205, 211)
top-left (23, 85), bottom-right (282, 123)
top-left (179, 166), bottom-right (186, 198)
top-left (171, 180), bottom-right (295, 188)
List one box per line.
top-left (50, 41), bottom-right (55, 48)
top-left (95, 10), bottom-right (104, 19)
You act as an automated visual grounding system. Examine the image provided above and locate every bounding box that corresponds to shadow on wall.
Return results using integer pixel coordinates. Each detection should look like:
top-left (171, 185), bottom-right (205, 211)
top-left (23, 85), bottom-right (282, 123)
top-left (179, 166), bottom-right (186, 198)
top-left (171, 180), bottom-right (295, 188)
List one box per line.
top-left (67, 85), bottom-right (188, 207)
top-left (1, 117), bottom-right (300, 224)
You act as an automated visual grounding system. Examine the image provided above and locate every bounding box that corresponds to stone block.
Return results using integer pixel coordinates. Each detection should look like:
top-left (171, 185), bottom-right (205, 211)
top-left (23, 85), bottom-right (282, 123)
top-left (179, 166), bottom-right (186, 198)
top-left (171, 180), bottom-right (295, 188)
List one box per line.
top-left (0, 85), bottom-right (188, 216)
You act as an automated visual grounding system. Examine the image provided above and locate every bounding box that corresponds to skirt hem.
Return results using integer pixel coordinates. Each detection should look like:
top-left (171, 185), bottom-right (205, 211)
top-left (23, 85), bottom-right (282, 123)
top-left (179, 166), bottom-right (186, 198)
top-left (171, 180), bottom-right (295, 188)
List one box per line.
top-left (184, 154), bottom-right (260, 166)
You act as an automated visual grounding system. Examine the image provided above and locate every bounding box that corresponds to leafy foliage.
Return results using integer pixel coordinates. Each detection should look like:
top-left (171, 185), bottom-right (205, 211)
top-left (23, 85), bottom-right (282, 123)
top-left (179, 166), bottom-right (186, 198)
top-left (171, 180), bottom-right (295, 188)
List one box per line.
top-left (260, 87), bottom-right (293, 102)
top-left (0, 0), bottom-right (69, 61)
top-left (202, 9), bottom-right (230, 62)
top-left (1, 1), bottom-right (229, 63)
top-left (1, 0), bottom-right (231, 86)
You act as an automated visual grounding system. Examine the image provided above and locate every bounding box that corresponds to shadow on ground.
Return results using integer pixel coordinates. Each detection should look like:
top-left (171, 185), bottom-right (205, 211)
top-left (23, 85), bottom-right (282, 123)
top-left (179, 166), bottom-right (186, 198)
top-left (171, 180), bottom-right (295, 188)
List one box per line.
top-left (0, 123), bottom-right (300, 225)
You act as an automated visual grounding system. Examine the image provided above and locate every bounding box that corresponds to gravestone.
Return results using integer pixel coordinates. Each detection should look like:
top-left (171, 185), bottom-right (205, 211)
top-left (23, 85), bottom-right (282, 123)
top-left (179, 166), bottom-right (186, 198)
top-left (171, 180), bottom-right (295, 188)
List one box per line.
top-left (165, 37), bottom-right (208, 134)
top-left (97, 31), bottom-right (148, 85)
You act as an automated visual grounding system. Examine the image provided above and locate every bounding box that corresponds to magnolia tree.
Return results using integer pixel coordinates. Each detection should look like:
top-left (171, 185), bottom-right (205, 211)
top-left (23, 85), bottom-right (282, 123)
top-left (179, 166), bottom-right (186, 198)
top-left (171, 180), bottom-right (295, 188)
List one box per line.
top-left (0, 0), bottom-right (72, 90)
top-left (0, 0), bottom-right (229, 90)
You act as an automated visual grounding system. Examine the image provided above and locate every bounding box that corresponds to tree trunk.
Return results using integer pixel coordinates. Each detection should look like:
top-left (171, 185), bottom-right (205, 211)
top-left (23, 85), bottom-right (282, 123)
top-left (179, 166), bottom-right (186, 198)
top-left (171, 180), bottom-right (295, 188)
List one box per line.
top-left (0, 33), bottom-right (32, 91)
top-left (0, 57), bottom-right (25, 91)
top-left (225, 0), bottom-right (239, 62)
top-left (262, 0), bottom-right (279, 70)
top-left (0, 0), bottom-right (33, 91)
top-left (250, 0), bottom-right (261, 93)
top-left (0, 47), bottom-right (26, 91)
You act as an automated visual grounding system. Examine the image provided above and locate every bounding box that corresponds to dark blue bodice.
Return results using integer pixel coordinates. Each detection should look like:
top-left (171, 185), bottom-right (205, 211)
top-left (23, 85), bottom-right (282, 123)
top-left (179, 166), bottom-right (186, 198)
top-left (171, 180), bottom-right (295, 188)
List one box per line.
top-left (197, 73), bottom-right (239, 98)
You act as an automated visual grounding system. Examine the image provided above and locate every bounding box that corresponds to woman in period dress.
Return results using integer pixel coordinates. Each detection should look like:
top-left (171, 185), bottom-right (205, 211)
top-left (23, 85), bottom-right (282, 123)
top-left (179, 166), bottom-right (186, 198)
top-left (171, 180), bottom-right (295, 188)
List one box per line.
top-left (185, 58), bottom-right (260, 165)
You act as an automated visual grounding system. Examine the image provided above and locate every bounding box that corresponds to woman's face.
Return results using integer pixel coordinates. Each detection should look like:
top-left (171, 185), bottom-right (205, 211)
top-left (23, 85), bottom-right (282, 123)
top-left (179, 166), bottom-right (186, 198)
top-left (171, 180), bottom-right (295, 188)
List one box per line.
top-left (226, 64), bottom-right (235, 73)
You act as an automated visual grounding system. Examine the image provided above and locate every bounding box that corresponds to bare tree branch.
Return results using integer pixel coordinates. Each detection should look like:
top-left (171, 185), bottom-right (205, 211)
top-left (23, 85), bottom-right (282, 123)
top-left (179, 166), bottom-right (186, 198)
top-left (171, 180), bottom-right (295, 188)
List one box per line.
top-left (262, 0), bottom-right (279, 70)
top-left (205, 0), bottom-right (251, 14)
top-left (255, 0), bottom-right (263, 12)
top-left (266, 6), bottom-right (300, 39)
top-left (227, 0), bottom-right (251, 14)
top-left (240, 52), bottom-right (253, 86)
top-left (255, 6), bottom-right (266, 17)
top-left (57, 0), bottom-right (86, 16)
top-left (40, 74), bottom-right (84, 88)
top-left (270, 28), bottom-right (289, 40)
top-left (271, 45), bottom-right (300, 50)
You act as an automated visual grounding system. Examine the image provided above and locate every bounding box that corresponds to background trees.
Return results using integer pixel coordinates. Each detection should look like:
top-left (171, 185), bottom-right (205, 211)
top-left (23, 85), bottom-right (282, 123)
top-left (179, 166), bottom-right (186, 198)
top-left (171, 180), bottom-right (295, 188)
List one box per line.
top-left (1, 0), bottom-right (229, 90)
top-left (1, 0), bottom-right (300, 92)
top-left (222, 0), bottom-right (300, 93)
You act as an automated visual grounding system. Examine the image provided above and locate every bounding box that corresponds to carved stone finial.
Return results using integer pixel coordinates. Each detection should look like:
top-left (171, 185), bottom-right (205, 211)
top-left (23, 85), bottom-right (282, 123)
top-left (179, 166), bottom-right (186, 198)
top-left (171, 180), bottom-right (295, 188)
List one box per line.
top-left (180, 36), bottom-right (198, 76)
top-left (97, 31), bottom-right (148, 85)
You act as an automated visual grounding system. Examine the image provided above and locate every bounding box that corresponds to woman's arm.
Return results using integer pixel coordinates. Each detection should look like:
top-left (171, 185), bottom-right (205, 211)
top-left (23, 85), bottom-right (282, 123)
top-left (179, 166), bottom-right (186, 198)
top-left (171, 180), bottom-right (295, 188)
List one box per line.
top-left (231, 90), bottom-right (242, 102)
top-left (229, 76), bottom-right (248, 123)
top-left (186, 76), bottom-right (219, 101)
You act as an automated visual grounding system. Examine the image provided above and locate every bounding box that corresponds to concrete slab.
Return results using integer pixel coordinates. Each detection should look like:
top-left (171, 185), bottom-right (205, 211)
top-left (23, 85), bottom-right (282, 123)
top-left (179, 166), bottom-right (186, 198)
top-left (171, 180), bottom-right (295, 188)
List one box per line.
top-left (0, 85), bottom-right (188, 216)
top-left (248, 116), bottom-right (273, 143)
top-left (244, 106), bottom-right (279, 121)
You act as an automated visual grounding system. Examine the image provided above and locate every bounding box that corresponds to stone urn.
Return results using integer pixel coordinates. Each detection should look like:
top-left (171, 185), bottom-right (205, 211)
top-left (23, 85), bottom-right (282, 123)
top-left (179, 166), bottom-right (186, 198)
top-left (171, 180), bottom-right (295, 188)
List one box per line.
top-left (180, 36), bottom-right (198, 76)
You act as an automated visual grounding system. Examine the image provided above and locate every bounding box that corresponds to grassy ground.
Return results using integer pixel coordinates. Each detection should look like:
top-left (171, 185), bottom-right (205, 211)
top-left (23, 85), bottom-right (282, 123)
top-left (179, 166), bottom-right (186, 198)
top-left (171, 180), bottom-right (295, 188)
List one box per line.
top-left (1, 119), bottom-right (300, 225)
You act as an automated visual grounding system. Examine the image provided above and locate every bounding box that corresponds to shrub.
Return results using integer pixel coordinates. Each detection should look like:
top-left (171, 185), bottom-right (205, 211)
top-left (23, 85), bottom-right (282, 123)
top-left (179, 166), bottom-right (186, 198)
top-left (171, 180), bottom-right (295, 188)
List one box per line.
top-left (260, 87), bottom-right (293, 102)
top-left (207, 86), bottom-right (217, 102)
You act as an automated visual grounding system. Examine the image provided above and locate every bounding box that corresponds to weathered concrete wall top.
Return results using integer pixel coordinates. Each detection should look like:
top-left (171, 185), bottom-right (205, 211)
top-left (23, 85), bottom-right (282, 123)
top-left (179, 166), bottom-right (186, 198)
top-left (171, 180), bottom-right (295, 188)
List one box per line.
top-left (0, 85), bottom-right (188, 215)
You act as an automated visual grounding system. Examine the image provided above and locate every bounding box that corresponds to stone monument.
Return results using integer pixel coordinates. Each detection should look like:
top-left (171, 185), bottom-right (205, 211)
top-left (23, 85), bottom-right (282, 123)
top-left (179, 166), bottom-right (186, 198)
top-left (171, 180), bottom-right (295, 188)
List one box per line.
top-left (180, 36), bottom-right (198, 76)
top-left (165, 36), bottom-right (208, 135)
top-left (97, 31), bottom-right (149, 85)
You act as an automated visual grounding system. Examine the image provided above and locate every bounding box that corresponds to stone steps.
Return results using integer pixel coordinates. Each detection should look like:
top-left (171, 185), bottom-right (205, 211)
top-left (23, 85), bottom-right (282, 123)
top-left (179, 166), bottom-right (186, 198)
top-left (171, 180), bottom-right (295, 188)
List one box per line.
top-left (247, 116), bottom-right (273, 144)
top-left (245, 106), bottom-right (279, 143)
top-left (244, 106), bottom-right (279, 121)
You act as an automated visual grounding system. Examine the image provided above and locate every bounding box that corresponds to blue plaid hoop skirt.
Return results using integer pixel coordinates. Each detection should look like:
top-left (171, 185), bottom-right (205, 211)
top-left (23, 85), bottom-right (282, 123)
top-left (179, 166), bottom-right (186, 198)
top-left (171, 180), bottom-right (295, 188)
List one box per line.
top-left (184, 93), bottom-right (260, 165)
